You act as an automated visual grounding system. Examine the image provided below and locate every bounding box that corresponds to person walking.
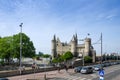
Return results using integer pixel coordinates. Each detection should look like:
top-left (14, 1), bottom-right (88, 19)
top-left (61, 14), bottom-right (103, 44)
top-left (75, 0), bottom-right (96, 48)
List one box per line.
top-left (65, 64), bottom-right (68, 72)
top-left (57, 63), bottom-right (61, 73)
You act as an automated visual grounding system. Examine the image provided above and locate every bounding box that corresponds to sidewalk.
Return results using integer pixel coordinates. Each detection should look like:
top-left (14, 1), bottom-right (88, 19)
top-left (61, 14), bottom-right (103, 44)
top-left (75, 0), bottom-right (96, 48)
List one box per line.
top-left (7, 69), bottom-right (75, 80)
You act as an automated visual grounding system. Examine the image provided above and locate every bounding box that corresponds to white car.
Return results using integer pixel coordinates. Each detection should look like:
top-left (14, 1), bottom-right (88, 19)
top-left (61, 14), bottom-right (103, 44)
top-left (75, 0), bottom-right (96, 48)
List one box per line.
top-left (81, 66), bottom-right (93, 74)
top-left (93, 65), bottom-right (101, 71)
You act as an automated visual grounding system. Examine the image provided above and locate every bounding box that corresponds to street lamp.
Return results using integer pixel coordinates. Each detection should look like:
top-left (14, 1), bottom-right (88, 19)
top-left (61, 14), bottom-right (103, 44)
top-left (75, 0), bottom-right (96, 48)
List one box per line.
top-left (19, 23), bottom-right (23, 75)
top-left (82, 50), bottom-right (84, 66)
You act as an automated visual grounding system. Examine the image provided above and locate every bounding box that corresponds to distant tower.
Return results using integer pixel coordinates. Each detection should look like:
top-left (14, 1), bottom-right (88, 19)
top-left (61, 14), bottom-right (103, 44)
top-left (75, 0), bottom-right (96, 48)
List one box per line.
top-left (71, 34), bottom-right (78, 57)
top-left (51, 35), bottom-right (57, 59)
top-left (84, 38), bottom-right (91, 56)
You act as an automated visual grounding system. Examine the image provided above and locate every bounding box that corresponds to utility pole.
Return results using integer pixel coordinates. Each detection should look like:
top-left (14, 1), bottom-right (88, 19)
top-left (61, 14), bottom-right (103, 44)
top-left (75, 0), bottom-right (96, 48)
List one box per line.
top-left (101, 33), bottom-right (103, 64)
top-left (19, 23), bottom-right (23, 75)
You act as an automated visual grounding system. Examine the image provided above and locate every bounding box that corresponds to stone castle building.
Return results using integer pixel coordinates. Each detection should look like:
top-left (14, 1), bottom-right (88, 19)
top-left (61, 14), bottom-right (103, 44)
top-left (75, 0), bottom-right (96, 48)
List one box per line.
top-left (51, 34), bottom-right (96, 62)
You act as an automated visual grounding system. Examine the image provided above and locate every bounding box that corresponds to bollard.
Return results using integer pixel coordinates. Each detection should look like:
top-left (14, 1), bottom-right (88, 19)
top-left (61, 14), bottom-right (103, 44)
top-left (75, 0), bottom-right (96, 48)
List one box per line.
top-left (44, 74), bottom-right (47, 80)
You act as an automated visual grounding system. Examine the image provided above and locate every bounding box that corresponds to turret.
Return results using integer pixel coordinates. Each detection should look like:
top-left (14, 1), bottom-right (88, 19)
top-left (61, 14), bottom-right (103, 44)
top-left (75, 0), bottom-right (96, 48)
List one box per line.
top-left (71, 35), bottom-right (77, 57)
top-left (75, 33), bottom-right (78, 44)
top-left (84, 38), bottom-right (91, 56)
top-left (92, 50), bottom-right (96, 63)
top-left (51, 35), bottom-right (57, 59)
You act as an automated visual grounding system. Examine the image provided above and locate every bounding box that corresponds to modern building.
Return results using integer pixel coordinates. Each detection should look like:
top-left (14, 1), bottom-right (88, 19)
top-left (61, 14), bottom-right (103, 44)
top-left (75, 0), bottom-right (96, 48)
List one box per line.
top-left (51, 34), bottom-right (96, 62)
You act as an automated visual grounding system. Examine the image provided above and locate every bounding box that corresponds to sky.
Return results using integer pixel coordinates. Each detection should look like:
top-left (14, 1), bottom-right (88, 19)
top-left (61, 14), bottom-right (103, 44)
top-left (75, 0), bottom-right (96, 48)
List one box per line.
top-left (0, 0), bottom-right (120, 56)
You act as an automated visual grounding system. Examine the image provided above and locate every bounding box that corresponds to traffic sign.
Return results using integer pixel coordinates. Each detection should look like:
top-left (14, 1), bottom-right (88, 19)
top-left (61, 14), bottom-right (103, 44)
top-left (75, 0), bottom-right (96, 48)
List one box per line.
top-left (99, 70), bottom-right (104, 76)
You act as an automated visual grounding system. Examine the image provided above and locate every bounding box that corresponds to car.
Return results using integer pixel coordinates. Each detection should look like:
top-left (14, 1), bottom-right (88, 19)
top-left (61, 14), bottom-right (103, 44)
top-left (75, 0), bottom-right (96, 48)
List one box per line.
top-left (0, 78), bottom-right (9, 80)
top-left (74, 66), bottom-right (82, 72)
top-left (93, 65), bottom-right (101, 71)
top-left (81, 66), bottom-right (93, 74)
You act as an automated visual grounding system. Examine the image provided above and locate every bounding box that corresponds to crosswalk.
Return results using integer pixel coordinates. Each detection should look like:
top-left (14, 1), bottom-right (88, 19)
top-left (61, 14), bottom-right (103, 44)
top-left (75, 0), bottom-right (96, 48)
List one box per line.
top-left (60, 73), bottom-right (98, 80)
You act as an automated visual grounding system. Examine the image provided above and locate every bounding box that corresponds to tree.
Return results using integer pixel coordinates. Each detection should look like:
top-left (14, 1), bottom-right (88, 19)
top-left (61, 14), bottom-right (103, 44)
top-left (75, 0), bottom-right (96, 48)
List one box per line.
top-left (52, 58), bottom-right (58, 63)
top-left (0, 33), bottom-right (36, 64)
top-left (102, 54), bottom-right (106, 61)
top-left (42, 54), bottom-right (51, 58)
top-left (84, 56), bottom-right (92, 63)
top-left (0, 36), bottom-right (15, 64)
top-left (13, 33), bottom-right (36, 58)
top-left (52, 51), bottom-right (73, 63)
top-left (63, 51), bottom-right (73, 61)
top-left (38, 51), bottom-right (44, 57)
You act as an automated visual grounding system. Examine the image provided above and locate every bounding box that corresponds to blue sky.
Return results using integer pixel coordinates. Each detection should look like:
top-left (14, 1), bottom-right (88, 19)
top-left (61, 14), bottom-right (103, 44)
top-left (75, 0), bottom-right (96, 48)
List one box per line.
top-left (0, 0), bottom-right (120, 55)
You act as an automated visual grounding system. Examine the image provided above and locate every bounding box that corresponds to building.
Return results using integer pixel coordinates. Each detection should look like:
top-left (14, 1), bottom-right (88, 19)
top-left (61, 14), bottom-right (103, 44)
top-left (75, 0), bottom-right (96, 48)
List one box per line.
top-left (51, 34), bottom-right (96, 62)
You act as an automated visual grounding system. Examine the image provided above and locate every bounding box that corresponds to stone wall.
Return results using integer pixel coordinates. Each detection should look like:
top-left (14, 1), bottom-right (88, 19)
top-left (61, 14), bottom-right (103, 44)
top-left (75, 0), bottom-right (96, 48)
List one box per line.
top-left (0, 67), bottom-right (58, 78)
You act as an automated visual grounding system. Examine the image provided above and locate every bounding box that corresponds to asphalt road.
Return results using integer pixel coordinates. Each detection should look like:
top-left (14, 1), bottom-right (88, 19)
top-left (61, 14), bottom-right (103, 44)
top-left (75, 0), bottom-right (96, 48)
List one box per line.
top-left (93, 68), bottom-right (120, 80)
top-left (7, 64), bottom-right (120, 80)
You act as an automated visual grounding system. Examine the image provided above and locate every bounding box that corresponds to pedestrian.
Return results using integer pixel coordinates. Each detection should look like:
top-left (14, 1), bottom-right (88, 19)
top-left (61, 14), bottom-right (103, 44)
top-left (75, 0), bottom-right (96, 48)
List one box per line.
top-left (57, 63), bottom-right (61, 73)
top-left (99, 67), bottom-right (104, 80)
top-left (65, 64), bottom-right (68, 72)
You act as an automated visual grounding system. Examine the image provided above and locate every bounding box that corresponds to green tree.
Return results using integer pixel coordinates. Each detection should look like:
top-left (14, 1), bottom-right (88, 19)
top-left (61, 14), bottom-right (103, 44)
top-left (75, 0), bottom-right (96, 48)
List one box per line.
top-left (38, 52), bottom-right (44, 57)
top-left (63, 51), bottom-right (73, 61)
top-left (42, 54), bottom-right (51, 58)
top-left (0, 33), bottom-right (36, 64)
top-left (52, 58), bottom-right (58, 63)
top-left (0, 36), bottom-right (13, 63)
top-left (84, 56), bottom-right (92, 63)
top-left (52, 51), bottom-right (73, 63)
top-left (13, 33), bottom-right (36, 58)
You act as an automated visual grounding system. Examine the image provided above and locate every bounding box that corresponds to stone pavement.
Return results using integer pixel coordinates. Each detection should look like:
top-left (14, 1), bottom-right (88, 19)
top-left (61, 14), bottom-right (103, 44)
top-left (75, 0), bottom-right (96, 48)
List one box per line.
top-left (7, 69), bottom-right (75, 80)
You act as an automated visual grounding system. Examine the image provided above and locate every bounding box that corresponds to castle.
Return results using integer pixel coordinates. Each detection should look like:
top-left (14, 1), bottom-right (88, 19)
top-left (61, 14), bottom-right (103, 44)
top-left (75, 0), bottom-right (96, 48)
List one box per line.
top-left (51, 34), bottom-right (96, 62)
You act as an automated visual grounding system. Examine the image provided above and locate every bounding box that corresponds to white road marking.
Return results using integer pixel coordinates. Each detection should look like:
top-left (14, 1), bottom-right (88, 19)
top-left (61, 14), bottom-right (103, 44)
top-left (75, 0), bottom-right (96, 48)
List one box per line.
top-left (80, 78), bottom-right (87, 80)
top-left (72, 76), bottom-right (82, 80)
top-left (87, 79), bottom-right (92, 80)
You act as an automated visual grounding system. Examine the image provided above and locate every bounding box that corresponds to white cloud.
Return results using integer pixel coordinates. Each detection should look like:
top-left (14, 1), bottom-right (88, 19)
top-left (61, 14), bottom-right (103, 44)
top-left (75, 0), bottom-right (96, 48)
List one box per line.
top-left (106, 14), bottom-right (116, 20)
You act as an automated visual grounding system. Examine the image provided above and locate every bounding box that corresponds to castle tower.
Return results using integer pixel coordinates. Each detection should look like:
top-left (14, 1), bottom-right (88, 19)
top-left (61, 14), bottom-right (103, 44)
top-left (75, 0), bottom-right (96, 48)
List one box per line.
top-left (84, 38), bottom-right (91, 56)
top-left (51, 35), bottom-right (57, 59)
top-left (71, 35), bottom-right (78, 57)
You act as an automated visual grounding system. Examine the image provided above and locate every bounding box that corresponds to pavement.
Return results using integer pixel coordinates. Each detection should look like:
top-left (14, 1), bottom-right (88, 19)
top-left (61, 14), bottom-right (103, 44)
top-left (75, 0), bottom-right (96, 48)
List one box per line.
top-left (7, 69), bottom-right (75, 80)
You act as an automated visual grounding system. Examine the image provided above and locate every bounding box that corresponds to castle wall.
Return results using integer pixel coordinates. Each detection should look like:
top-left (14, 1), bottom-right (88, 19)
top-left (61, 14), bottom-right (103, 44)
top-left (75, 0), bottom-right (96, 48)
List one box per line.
top-left (56, 43), bottom-right (70, 55)
top-left (77, 47), bottom-right (85, 57)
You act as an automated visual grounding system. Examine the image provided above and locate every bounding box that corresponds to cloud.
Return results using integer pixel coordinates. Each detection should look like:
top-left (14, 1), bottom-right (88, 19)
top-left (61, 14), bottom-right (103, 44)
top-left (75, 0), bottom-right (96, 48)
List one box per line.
top-left (105, 14), bottom-right (116, 20)
top-left (96, 13), bottom-right (116, 21)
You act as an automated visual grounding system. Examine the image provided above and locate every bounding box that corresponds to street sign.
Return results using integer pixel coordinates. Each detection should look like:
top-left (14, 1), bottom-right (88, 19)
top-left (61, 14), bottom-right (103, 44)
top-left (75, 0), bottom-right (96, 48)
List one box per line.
top-left (99, 70), bottom-right (104, 76)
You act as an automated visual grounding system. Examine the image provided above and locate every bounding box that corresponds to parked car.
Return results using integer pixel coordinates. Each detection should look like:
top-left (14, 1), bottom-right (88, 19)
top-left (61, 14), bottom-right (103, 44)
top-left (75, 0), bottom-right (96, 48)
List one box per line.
top-left (81, 66), bottom-right (93, 74)
top-left (93, 65), bottom-right (101, 71)
top-left (74, 66), bottom-right (82, 72)
top-left (0, 78), bottom-right (9, 80)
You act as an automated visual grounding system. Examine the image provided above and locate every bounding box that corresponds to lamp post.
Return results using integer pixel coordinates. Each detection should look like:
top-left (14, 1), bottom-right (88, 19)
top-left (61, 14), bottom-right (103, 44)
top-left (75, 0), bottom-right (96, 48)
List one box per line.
top-left (82, 50), bottom-right (84, 66)
top-left (19, 23), bottom-right (23, 75)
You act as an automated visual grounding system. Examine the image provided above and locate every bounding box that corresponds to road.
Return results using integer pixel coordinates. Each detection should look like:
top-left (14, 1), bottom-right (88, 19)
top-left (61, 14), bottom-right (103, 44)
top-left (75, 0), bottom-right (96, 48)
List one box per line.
top-left (7, 64), bottom-right (120, 80)
top-left (93, 65), bottom-right (120, 80)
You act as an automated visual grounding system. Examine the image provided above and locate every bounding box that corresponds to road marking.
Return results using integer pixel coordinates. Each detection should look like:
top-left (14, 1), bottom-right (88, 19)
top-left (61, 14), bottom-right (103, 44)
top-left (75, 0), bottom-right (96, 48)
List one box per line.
top-left (87, 79), bottom-right (92, 80)
top-left (90, 74), bottom-right (97, 78)
top-left (72, 76), bottom-right (82, 80)
top-left (80, 78), bottom-right (87, 80)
